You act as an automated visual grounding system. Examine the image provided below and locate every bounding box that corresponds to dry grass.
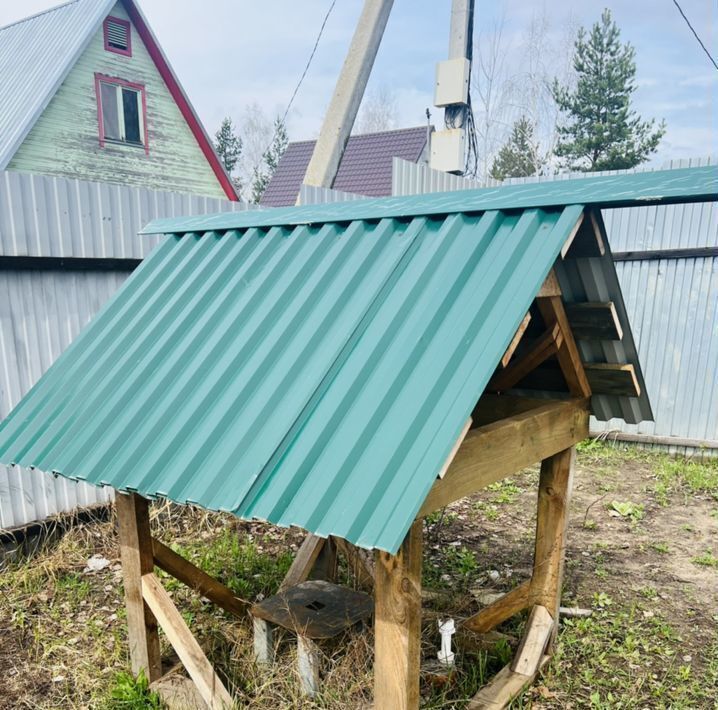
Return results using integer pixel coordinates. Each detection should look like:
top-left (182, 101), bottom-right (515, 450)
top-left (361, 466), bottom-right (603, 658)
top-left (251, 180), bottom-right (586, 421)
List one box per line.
top-left (1, 444), bottom-right (717, 708)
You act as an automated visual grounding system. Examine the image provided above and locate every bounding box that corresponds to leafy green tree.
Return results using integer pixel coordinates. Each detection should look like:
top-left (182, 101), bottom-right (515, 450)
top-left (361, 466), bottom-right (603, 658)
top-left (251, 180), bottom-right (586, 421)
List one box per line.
top-left (251, 117), bottom-right (289, 203)
top-left (552, 9), bottom-right (665, 171)
top-left (490, 116), bottom-right (542, 180)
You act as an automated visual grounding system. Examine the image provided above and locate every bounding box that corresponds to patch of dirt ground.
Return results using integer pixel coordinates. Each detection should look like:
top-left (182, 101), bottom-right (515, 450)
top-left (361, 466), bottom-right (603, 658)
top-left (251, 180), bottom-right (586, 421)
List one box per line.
top-left (1, 441), bottom-right (716, 708)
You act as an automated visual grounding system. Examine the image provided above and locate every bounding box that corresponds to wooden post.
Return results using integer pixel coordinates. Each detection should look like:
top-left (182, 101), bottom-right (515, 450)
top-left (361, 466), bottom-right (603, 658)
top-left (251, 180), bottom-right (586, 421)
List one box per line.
top-left (310, 536), bottom-right (338, 583)
top-left (374, 520), bottom-right (423, 710)
top-left (529, 446), bottom-right (576, 632)
top-left (115, 491), bottom-right (162, 682)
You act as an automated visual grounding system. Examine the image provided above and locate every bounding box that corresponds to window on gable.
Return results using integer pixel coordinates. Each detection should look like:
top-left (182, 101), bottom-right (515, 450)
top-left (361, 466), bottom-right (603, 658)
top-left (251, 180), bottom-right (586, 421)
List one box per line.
top-left (104, 16), bottom-right (131, 56)
top-left (96, 76), bottom-right (147, 151)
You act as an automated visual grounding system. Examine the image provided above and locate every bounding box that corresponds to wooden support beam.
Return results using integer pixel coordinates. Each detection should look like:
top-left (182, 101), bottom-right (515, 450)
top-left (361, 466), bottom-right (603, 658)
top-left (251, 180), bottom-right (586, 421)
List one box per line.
top-left (537, 296), bottom-right (591, 398)
top-left (529, 447), bottom-right (575, 630)
top-left (310, 536), bottom-right (338, 583)
top-left (467, 655), bottom-right (550, 710)
top-left (142, 573), bottom-right (233, 709)
top-left (115, 492), bottom-right (162, 682)
top-left (489, 324), bottom-right (563, 392)
top-left (565, 302), bottom-right (623, 341)
top-left (374, 520), bottom-right (422, 710)
top-left (559, 210), bottom-right (586, 259)
top-left (537, 269), bottom-right (561, 297)
top-left (280, 534), bottom-right (326, 592)
top-left (584, 363), bottom-right (640, 397)
top-left (334, 537), bottom-right (375, 589)
top-left (510, 605), bottom-right (553, 675)
top-left (297, 635), bottom-right (321, 696)
top-left (437, 417), bottom-right (472, 478)
top-left (471, 394), bottom-right (549, 428)
top-left (462, 580), bottom-right (530, 634)
top-left (152, 539), bottom-right (248, 617)
top-left (418, 399), bottom-right (588, 517)
top-left (501, 312), bottom-right (531, 368)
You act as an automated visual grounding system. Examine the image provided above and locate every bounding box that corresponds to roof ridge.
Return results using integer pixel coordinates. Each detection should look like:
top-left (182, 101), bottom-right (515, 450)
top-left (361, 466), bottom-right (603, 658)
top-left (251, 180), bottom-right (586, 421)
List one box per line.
top-left (287, 125), bottom-right (429, 148)
top-left (0, 0), bottom-right (83, 33)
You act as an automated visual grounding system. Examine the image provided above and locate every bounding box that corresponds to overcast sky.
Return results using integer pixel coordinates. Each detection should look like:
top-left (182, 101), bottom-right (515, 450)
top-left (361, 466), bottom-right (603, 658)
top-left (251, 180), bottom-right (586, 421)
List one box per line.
top-left (2, 0), bottom-right (717, 164)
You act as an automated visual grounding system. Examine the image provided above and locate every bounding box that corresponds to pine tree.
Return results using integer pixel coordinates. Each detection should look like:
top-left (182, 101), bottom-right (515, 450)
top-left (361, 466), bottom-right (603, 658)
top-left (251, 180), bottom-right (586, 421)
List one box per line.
top-left (552, 9), bottom-right (665, 171)
top-left (490, 116), bottom-right (541, 181)
top-left (214, 117), bottom-right (243, 174)
top-left (250, 117), bottom-right (289, 203)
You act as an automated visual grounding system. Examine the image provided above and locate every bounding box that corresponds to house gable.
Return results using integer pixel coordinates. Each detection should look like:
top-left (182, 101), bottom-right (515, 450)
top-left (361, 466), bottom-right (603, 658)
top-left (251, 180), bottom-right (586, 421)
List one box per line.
top-left (8, 2), bottom-right (227, 199)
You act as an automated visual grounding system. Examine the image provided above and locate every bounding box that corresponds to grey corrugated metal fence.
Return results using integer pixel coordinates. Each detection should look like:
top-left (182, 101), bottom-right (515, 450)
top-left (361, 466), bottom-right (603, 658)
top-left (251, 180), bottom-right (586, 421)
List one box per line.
top-left (391, 156), bottom-right (718, 456)
top-left (0, 170), bottom-right (253, 529)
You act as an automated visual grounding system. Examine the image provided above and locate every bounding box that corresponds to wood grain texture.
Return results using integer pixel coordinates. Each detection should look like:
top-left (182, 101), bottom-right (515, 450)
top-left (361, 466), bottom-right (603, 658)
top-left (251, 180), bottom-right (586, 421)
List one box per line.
top-left (152, 539), bottom-right (247, 617)
top-left (510, 605), bottom-right (553, 675)
top-left (419, 399), bottom-right (588, 517)
top-left (468, 655), bottom-right (550, 709)
top-left (280, 534), bottom-right (326, 592)
top-left (115, 491), bottom-right (161, 682)
top-left (530, 447), bottom-right (576, 628)
top-left (584, 363), bottom-right (640, 397)
top-left (565, 302), bottom-right (623, 341)
top-left (374, 520), bottom-right (422, 710)
top-left (142, 573), bottom-right (233, 709)
top-left (462, 580), bottom-right (529, 634)
top-left (334, 538), bottom-right (375, 589)
top-left (501, 312), bottom-right (531, 368)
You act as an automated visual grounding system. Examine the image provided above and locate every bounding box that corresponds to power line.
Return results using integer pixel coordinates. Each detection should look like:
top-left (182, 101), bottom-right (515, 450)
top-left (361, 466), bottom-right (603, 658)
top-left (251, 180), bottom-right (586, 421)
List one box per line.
top-left (671, 0), bottom-right (718, 71)
top-left (257, 0), bottom-right (338, 170)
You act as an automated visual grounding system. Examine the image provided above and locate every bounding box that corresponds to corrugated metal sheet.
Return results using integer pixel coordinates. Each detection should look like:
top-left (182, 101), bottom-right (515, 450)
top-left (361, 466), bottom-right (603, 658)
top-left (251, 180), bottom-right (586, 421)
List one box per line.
top-left (0, 205), bottom-right (584, 552)
top-left (392, 157), bottom-right (718, 449)
top-left (298, 185), bottom-right (367, 205)
top-left (392, 156), bottom-right (496, 195)
top-left (0, 0), bottom-right (114, 169)
top-left (0, 173), bottom-right (250, 529)
top-left (0, 169), bottom-right (252, 259)
top-left (143, 164), bottom-right (718, 236)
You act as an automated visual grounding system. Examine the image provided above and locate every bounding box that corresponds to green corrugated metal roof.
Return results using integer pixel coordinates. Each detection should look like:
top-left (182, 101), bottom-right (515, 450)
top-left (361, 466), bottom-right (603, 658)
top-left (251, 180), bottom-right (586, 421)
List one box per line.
top-left (141, 165), bottom-right (717, 236)
top-left (0, 203), bottom-right (581, 552)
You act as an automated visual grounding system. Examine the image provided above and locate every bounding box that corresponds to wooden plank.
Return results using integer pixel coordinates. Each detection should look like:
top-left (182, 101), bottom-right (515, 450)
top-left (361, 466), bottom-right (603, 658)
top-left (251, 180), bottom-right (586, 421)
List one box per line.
top-left (471, 394), bottom-right (550, 428)
top-left (297, 636), bottom-right (321, 696)
top-left (334, 538), bottom-right (375, 589)
top-left (537, 269), bottom-right (561, 297)
top-left (374, 520), bottom-right (422, 710)
top-left (468, 655), bottom-right (550, 710)
top-left (141, 573), bottom-right (233, 709)
top-left (280, 534), bottom-right (326, 592)
top-left (510, 605), bottom-right (553, 675)
top-left (559, 209), bottom-right (586, 259)
top-left (566, 302), bottom-right (623, 341)
top-left (310, 536), bottom-right (338, 583)
top-left (537, 295), bottom-right (591, 398)
top-left (252, 579), bottom-right (372, 639)
top-left (501, 312), bottom-right (531, 368)
top-left (529, 447), bottom-right (575, 629)
top-left (462, 580), bottom-right (529, 634)
top-left (418, 399), bottom-right (589, 517)
top-left (152, 539), bottom-right (247, 617)
top-left (115, 492), bottom-right (162, 682)
top-left (437, 418), bottom-right (472, 479)
top-left (584, 363), bottom-right (640, 397)
top-left (562, 209), bottom-right (605, 258)
top-left (150, 672), bottom-right (209, 710)
top-left (489, 324), bottom-right (562, 392)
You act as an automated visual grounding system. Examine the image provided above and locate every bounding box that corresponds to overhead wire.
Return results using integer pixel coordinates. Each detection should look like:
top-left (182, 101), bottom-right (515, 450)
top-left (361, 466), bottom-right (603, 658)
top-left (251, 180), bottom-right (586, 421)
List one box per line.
top-left (670, 0), bottom-right (718, 71)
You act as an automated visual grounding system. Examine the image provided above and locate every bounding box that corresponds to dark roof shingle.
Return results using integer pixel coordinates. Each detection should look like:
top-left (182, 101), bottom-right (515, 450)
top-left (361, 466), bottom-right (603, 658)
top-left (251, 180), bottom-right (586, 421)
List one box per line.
top-left (261, 126), bottom-right (428, 207)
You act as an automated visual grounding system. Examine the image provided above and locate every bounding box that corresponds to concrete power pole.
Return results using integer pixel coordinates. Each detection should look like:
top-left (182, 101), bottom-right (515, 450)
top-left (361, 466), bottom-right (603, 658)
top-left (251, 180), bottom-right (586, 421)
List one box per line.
top-left (430, 0), bottom-right (475, 174)
top-left (299, 0), bottom-right (394, 200)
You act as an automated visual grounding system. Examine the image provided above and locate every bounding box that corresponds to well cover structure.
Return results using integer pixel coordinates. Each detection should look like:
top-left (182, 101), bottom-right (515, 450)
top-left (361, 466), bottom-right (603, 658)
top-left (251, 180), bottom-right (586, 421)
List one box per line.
top-left (0, 165), bottom-right (715, 708)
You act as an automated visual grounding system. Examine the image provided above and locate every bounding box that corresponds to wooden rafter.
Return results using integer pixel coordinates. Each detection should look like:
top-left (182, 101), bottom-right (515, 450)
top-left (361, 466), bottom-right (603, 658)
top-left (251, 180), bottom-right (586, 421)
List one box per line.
top-left (489, 323), bottom-right (563, 392)
top-left (565, 301), bottom-right (623, 341)
top-left (280, 534), bottom-right (327, 591)
top-left (462, 580), bottom-right (529, 634)
top-left (500, 312), bottom-right (532, 368)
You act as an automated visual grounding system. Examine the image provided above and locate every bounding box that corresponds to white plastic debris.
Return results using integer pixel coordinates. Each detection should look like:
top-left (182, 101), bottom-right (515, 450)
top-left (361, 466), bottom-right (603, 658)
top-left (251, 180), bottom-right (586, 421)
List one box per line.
top-left (84, 554), bottom-right (111, 573)
top-left (437, 618), bottom-right (456, 667)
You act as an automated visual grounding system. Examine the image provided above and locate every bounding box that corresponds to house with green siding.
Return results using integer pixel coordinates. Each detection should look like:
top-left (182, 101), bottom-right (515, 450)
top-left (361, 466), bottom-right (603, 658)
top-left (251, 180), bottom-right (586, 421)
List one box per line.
top-left (0, 0), bottom-right (237, 200)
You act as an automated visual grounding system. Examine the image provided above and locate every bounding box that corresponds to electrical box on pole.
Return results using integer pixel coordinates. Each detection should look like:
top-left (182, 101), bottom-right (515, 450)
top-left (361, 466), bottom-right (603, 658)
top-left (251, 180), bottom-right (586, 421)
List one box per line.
top-left (430, 0), bottom-right (474, 175)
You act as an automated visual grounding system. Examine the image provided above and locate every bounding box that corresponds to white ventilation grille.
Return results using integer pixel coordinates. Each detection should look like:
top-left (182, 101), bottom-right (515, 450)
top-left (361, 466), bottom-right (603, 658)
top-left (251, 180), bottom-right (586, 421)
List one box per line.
top-left (105, 18), bottom-right (129, 52)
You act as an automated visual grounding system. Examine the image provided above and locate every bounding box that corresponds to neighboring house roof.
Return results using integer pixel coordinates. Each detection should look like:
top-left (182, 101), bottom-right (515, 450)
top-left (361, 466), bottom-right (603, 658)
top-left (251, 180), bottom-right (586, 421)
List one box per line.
top-left (0, 0), bottom-right (238, 200)
top-left (3, 167), bottom-right (711, 553)
top-left (261, 126), bottom-right (429, 207)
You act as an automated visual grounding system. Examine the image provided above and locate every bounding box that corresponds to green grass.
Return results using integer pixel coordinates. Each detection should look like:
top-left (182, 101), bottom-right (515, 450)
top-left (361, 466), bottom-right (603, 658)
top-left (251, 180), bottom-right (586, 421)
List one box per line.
top-left (103, 670), bottom-right (161, 709)
top-left (654, 457), bottom-right (718, 505)
top-left (691, 550), bottom-right (718, 568)
top-left (608, 500), bottom-right (645, 522)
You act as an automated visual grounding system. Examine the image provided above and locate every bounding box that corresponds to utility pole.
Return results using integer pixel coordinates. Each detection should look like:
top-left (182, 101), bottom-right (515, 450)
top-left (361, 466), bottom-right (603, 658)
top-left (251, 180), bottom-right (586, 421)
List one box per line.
top-left (299, 0), bottom-right (394, 201)
top-left (430, 0), bottom-right (475, 174)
